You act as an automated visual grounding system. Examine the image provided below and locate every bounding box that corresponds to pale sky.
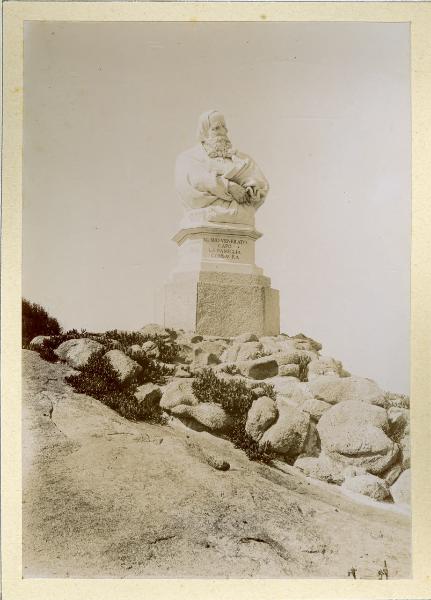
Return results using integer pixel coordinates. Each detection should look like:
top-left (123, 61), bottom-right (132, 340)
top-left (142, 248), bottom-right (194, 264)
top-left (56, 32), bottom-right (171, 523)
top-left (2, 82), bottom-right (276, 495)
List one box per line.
top-left (23, 21), bottom-right (411, 394)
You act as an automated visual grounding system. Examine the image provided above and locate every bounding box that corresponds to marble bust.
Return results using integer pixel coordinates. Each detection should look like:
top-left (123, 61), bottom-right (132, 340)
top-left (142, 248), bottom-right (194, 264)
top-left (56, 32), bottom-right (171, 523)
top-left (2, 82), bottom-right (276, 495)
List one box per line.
top-left (175, 110), bottom-right (269, 229)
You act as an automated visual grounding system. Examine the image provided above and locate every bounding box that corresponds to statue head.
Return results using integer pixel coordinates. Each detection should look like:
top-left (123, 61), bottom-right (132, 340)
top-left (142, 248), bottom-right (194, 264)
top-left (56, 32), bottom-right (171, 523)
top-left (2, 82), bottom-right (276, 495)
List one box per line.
top-left (197, 110), bottom-right (233, 158)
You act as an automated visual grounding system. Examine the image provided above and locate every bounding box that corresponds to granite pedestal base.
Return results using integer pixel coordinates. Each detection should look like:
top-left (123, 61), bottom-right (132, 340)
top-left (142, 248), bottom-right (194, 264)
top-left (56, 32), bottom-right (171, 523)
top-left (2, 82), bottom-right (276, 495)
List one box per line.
top-left (164, 271), bottom-right (280, 337)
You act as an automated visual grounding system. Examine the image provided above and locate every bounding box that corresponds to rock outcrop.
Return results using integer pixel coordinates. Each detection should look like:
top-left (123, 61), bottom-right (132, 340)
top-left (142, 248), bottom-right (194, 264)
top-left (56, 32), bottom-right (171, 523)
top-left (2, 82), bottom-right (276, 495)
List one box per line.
top-left (317, 401), bottom-right (399, 475)
top-left (160, 380), bottom-right (198, 410)
top-left (104, 349), bottom-right (142, 383)
top-left (309, 375), bottom-right (386, 406)
top-left (55, 338), bottom-right (104, 369)
top-left (245, 396), bottom-right (278, 442)
top-left (259, 400), bottom-right (311, 458)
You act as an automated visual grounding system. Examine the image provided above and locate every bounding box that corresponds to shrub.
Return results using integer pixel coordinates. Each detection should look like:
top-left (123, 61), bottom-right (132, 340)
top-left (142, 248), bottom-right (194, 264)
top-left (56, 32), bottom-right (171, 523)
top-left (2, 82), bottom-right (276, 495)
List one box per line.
top-left (298, 355), bottom-right (312, 382)
top-left (65, 350), bottom-right (166, 424)
top-left (124, 348), bottom-right (173, 386)
top-left (192, 369), bottom-right (276, 463)
top-left (382, 392), bottom-right (410, 410)
top-left (251, 382), bottom-right (277, 401)
top-left (220, 364), bottom-right (240, 375)
top-left (22, 298), bottom-right (62, 347)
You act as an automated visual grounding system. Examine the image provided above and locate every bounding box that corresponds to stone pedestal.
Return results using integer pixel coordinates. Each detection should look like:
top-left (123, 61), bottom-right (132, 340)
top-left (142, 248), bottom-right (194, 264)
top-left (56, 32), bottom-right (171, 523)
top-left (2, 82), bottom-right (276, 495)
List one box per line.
top-left (164, 224), bottom-right (280, 337)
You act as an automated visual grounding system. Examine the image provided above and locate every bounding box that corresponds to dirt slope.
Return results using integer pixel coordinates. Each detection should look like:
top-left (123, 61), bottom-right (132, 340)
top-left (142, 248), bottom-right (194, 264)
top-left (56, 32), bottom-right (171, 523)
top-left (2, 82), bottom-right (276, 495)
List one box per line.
top-left (22, 350), bottom-right (411, 578)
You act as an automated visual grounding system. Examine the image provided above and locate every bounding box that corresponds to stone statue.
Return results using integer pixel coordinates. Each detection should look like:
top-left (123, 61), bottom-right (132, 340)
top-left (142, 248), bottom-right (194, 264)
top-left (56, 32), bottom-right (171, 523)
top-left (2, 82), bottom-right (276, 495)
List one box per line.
top-left (175, 110), bottom-right (269, 229)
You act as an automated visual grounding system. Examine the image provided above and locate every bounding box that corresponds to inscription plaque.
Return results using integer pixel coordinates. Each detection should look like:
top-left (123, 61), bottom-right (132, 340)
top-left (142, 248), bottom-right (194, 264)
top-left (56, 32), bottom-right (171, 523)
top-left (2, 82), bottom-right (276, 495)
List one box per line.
top-left (203, 235), bottom-right (248, 262)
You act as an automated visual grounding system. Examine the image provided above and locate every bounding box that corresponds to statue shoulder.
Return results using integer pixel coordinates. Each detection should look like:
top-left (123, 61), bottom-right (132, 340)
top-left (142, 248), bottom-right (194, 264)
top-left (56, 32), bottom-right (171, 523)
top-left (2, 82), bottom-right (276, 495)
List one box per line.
top-left (177, 144), bottom-right (205, 164)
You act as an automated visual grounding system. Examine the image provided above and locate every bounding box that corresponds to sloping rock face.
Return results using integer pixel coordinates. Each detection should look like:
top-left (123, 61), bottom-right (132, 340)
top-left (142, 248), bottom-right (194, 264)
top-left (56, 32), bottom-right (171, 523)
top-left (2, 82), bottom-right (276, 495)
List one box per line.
top-left (55, 338), bottom-right (104, 369)
top-left (245, 396), bottom-right (278, 442)
top-left (22, 350), bottom-right (411, 578)
top-left (317, 401), bottom-right (399, 475)
top-left (259, 400), bottom-right (311, 458)
top-left (309, 376), bottom-right (386, 406)
top-left (104, 350), bottom-right (142, 383)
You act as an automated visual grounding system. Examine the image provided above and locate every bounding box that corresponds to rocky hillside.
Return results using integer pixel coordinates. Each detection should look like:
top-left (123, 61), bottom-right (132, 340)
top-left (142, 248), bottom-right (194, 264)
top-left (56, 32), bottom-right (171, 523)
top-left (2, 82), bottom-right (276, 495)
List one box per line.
top-left (23, 326), bottom-right (411, 578)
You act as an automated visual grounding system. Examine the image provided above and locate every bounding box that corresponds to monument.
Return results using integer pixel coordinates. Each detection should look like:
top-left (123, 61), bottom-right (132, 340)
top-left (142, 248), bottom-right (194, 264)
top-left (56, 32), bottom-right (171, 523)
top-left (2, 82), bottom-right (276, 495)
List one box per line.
top-left (164, 110), bottom-right (280, 337)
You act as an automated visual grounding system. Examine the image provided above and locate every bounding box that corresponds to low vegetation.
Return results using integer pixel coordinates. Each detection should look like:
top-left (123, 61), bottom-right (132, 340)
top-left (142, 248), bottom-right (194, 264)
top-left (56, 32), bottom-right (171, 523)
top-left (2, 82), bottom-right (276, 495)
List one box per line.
top-left (192, 369), bottom-right (277, 463)
top-left (65, 350), bottom-right (166, 424)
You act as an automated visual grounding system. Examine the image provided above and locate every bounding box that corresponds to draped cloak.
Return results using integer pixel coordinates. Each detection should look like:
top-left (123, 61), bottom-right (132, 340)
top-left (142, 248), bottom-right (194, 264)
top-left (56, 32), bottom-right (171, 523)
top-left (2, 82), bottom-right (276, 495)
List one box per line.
top-left (175, 143), bottom-right (269, 227)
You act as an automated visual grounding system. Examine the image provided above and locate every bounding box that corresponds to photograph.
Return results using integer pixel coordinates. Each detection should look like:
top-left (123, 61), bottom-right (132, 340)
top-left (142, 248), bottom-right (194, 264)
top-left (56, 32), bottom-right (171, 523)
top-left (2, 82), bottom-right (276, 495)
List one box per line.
top-left (20, 18), bottom-right (412, 580)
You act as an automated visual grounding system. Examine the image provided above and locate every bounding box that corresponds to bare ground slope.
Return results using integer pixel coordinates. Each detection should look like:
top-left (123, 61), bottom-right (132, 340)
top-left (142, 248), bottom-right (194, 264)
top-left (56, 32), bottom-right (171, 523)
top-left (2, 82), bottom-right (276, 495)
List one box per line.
top-left (22, 350), bottom-right (411, 578)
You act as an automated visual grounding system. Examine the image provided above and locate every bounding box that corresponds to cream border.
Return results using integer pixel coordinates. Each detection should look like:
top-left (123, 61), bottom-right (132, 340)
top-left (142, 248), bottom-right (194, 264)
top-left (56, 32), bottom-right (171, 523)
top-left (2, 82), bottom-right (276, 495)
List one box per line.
top-left (2, 3), bottom-right (431, 599)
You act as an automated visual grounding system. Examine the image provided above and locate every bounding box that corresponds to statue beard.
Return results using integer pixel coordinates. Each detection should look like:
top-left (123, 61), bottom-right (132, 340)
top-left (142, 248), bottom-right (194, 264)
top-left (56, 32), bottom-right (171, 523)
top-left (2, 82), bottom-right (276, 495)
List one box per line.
top-left (203, 134), bottom-right (233, 159)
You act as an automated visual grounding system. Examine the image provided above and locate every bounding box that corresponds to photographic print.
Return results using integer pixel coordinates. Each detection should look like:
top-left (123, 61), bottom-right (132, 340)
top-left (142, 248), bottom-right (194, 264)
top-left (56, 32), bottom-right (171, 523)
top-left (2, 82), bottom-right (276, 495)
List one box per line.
top-left (20, 18), bottom-right (411, 580)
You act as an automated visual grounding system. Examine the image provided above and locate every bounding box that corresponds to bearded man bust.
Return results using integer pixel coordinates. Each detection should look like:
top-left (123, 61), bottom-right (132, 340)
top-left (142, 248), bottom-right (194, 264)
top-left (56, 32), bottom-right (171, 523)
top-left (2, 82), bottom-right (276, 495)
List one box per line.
top-left (175, 110), bottom-right (270, 229)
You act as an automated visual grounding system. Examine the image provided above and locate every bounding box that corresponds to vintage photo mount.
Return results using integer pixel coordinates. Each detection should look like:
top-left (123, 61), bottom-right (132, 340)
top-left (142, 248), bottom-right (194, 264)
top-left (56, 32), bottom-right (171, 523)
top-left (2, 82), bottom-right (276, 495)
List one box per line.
top-left (2, 2), bottom-right (431, 599)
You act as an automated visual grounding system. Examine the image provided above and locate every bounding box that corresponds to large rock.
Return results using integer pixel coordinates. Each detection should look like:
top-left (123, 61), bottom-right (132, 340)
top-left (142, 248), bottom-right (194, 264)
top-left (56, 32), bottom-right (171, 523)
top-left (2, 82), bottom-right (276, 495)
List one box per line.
top-left (300, 397), bottom-right (332, 421)
top-left (160, 380), bottom-right (199, 410)
top-left (259, 336), bottom-right (283, 354)
top-left (29, 335), bottom-right (51, 350)
top-left (279, 364), bottom-right (300, 378)
top-left (318, 399), bottom-right (389, 432)
top-left (294, 454), bottom-right (366, 485)
top-left (175, 343), bottom-right (194, 364)
top-left (221, 341), bottom-right (264, 363)
top-left (390, 469), bottom-right (410, 505)
top-left (259, 376), bottom-right (300, 397)
top-left (104, 349), bottom-right (142, 383)
top-left (309, 375), bottom-right (385, 406)
top-left (171, 402), bottom-right (231, 432)
top-left (245, 396), bottom-right (278, 441)
top-left (290, 333), bottom-right (322, 353)
top-left (317, 401), bottom-right (399, 475)
top-left (196, 340), bottom-right (227, 360)
top-left (237, 341), bottom-right (264, 361)
top-left (236, 357), bottom-right (278, 380)
top-left (259, 400), bottom-right (311, 458)
top-left (134, 383), bottom-right (162, 410)
top-left (141, 340), bottom-right (160, 358)
top-left (140, 323), bottom-right (171, 339)
top-left (55, 338), bottom-right (104, 369)
top-left (308, 375), bottom-right (386, 406)
top-left (274, 350), bottom-right (315, 366)
top-left (342, 474), bottom-right (390, 501)
top-left (234, 333), bottom-right (258, 344)
top-left (193, 348), bottom-right (220, 367)
top-left (307, 356), bottom-right (343, 380)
